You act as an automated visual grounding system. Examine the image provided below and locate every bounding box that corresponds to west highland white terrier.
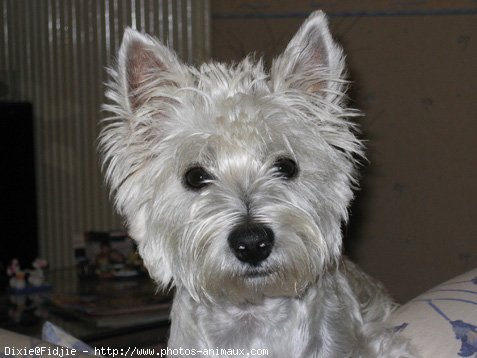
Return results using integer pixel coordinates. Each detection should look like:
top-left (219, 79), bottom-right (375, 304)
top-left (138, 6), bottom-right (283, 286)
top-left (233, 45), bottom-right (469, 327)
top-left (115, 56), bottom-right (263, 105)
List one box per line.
top-left (100, 11), bottom-right (416, 358)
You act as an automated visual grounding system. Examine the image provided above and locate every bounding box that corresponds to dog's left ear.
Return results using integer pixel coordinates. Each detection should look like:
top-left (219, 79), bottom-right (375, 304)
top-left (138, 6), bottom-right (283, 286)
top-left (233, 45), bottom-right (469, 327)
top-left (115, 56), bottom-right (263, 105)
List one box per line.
top-left (270, 11), bottom-right (346, 102)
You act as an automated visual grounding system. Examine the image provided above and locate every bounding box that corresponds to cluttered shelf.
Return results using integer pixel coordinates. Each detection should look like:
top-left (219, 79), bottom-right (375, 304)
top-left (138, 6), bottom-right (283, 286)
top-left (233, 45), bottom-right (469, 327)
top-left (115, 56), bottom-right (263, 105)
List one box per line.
top-left (1, 232), bottom-right (172, 348)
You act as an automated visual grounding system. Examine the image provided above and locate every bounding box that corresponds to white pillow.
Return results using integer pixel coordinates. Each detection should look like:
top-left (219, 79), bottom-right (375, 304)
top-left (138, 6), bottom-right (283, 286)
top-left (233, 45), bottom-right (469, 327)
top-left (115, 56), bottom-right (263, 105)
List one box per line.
top-left (391, 268), bottom-right (477, 357)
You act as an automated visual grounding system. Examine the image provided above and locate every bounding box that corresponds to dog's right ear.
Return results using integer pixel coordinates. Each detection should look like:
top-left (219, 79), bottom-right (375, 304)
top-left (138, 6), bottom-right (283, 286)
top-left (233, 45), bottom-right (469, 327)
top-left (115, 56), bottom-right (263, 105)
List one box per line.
top-left (116, 28), bottom-right (188, 113)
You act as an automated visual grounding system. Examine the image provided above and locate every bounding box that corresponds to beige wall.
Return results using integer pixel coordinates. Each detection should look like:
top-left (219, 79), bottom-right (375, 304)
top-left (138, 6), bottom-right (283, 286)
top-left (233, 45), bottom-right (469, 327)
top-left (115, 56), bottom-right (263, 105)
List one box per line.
top-left (211, 1), bottom-right (477, 303)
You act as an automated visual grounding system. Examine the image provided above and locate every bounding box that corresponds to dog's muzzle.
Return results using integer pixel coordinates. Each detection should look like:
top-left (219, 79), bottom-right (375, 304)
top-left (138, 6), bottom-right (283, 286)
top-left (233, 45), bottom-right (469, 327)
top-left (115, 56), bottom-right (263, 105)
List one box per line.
top-left (227, 223), bottom-right (274, 266)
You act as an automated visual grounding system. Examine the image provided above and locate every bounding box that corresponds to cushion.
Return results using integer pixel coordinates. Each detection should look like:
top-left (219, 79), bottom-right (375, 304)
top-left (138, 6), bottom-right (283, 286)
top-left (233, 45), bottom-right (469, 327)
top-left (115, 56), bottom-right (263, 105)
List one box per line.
top-left (42, 321), bottom-right (94, 354)
top-left (391, 268), bottom-right (477, 357)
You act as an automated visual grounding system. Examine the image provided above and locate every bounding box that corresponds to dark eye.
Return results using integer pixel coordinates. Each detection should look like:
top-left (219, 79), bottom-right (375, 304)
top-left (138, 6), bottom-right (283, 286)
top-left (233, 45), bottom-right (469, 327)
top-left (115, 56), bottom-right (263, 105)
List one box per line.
top-left (184, 166), bottom-right (212, 190)
top-left (273, 157), bottom-right (298, 180)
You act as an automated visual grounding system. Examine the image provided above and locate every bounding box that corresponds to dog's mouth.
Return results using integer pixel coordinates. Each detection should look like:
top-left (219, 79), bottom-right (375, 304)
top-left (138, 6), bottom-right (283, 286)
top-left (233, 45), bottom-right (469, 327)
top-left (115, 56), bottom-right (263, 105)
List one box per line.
top-left (242, 268), bottom-right (274, 278)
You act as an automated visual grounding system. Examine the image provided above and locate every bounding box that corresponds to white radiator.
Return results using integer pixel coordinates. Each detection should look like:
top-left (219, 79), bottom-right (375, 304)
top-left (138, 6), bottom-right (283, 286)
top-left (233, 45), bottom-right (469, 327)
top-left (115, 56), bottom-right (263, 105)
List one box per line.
top-left (0, 0), bottom-right (210, 269)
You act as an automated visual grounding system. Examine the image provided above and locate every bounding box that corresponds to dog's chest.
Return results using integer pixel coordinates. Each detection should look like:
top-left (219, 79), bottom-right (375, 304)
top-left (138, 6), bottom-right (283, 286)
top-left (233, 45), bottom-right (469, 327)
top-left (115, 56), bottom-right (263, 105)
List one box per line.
top-left (205, 304), bottom-right (310, 357)
top-left (171, 291), bottom-right (328, 357)
top-left (203, 299), bottom-right (296, 347)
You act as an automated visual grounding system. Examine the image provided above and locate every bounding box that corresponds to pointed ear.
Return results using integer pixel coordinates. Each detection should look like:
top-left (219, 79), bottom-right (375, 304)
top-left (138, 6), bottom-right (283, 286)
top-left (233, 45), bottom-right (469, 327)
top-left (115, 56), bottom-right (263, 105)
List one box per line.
top-left (117, 28), bottom-right (186, 112)
top-left (270, 11), bottom-right (346, 101)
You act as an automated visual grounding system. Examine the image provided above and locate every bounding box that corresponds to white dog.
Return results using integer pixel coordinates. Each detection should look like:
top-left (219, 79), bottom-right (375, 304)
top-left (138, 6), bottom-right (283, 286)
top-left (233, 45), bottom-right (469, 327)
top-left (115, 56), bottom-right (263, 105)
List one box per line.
top-left (100, 11), bottom-right (416, 357)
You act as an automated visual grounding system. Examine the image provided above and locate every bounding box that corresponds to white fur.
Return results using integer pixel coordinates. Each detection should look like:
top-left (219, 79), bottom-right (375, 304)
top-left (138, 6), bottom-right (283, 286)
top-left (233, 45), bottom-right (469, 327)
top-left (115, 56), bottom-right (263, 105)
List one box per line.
top-left (100, 10), bottom-right (417, 357)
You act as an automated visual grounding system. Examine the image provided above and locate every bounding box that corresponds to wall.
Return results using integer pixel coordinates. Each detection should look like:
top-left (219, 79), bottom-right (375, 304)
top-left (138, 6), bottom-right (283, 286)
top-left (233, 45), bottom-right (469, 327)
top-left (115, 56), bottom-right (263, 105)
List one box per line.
top-left (211, 0), bottom-right (477, 302)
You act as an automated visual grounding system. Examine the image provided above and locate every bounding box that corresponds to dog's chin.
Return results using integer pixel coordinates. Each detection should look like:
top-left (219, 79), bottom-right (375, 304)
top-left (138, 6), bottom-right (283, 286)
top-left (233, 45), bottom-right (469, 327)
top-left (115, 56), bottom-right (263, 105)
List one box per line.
top-left (209, 266), bottom-right (312, 304)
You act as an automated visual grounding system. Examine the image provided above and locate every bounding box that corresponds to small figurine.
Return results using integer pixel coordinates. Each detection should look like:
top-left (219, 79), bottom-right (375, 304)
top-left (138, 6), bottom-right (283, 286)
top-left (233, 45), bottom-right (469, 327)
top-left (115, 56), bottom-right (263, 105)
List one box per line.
top-left (6, 258), bottom-right (51, 293)
top-left (28, 258), bottom-right (48, 286)
top-left (6, 259), bottom-right (26, 290)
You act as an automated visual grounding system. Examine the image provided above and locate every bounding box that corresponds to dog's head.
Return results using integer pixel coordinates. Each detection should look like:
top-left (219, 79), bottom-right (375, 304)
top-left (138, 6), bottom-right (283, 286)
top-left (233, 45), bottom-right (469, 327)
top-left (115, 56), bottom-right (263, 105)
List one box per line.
top-left (100, 11), bottom-right (362, 303)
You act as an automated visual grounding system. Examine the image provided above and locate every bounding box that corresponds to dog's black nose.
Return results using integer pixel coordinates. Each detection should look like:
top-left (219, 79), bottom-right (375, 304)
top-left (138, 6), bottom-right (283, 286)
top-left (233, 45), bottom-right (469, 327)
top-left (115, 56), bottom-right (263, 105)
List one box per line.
top-left (228, 224), bottom-right (274, 266)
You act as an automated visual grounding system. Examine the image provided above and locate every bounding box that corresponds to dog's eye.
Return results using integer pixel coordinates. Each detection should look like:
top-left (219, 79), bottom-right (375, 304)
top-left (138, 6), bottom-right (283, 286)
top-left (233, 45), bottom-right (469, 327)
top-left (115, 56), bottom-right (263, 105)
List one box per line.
top-left (184, 166), bottom-right (212, 190)
top-left (273, 157), bottom-right (298, 180)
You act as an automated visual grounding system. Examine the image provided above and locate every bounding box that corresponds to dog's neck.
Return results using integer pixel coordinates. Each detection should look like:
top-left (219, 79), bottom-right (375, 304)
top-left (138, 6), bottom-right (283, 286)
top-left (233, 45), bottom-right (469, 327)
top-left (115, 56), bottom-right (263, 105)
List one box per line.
top-left (168, 278), bottom-right (346, 357)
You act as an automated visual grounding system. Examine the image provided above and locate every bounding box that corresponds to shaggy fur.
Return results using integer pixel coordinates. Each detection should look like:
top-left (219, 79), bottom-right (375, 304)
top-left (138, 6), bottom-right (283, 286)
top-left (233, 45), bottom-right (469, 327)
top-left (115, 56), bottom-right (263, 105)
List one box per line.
top-left (100, 11), bottom-right (416, 357)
